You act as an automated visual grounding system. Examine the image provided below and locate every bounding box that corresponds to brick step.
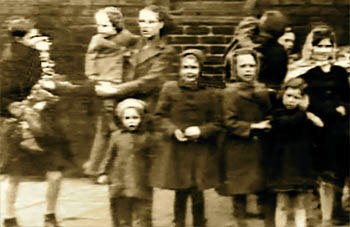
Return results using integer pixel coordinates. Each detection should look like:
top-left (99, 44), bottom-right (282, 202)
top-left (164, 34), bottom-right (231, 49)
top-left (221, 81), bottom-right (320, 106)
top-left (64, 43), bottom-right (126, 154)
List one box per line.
top-left (173, 15), bottom-right (242, 25)
top-left (172, 1), bottom-right (246, 16)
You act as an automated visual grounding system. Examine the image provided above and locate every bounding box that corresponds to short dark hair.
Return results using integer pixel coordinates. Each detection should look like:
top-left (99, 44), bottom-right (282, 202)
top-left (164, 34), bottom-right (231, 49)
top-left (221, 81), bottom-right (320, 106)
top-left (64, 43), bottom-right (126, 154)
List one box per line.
top-left (311, 25), bottom-right (336, 47)
top-left (281, 77), bottom-right (308, 96)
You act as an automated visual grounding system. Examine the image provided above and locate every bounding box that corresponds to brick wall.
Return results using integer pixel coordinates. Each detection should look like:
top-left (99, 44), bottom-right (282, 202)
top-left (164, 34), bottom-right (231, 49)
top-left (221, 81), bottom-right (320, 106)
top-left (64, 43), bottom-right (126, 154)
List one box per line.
top-left (0, 0), bottom-right (348, 174)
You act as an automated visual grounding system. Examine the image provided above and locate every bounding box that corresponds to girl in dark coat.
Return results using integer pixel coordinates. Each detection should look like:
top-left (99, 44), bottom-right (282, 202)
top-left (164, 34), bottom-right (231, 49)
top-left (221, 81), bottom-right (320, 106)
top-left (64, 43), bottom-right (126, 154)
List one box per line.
top-left (218, 48), bottom-right (271, 226)
top-left (298, 25), bottom-right (350, 225)
top-left (98, 98), bottom-right (153, 227)
top-left (152, 49), bottom-right (222, 227)
top-left (267, 78), bottom-right (323, 227)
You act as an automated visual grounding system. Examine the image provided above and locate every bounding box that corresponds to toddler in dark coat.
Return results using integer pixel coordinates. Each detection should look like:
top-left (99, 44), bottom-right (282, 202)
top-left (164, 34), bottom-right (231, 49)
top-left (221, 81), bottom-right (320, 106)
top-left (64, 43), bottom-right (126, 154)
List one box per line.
top-left (266, 78), bottom-right (323, 227)
top-left (98, 98), bottom-right (153, 227)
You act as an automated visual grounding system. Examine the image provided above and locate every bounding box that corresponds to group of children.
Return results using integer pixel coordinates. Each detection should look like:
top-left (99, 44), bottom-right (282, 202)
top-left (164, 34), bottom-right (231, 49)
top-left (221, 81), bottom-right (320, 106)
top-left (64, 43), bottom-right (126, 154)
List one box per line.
top-left (0, 4), bottom-right (349, 227)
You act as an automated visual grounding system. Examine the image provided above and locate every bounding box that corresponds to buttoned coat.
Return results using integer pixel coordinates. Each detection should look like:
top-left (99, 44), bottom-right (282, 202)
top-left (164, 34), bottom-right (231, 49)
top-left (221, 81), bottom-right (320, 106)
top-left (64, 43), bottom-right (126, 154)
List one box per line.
top-left (218, 82), bottom-right (271, 195)
top-left (99, 128), bottom-right (153, 200)
top-left (150, 81), bottom-right (222, 190)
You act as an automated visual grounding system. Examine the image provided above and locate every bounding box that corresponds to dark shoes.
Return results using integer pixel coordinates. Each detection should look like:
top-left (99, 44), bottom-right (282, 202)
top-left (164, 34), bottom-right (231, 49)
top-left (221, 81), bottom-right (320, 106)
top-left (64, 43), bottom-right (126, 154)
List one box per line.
top-left (44, 213), bottom-right (61, 227)
top-left (2, 218), bottom-right (20, 227)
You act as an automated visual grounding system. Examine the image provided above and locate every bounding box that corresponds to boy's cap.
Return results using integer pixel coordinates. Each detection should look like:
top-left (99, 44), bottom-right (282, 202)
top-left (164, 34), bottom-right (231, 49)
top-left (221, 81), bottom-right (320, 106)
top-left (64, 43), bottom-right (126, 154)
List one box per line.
top-left (181, 49), bottom-right (206, 66)
top-left (115, 98), bottom-right (146, 117)
top-left (6, 16), bottom-right (35, 33)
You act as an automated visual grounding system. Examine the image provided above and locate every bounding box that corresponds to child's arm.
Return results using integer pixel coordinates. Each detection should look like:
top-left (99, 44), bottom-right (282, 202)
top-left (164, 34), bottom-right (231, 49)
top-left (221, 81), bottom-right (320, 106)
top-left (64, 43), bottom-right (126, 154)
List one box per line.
top-left (223, 89), bottom-right (269, 138)
top-left (95, 46), bottom-right (177, 98)
top-left (154, 82), bottom-right (181, 138)
top-left (98, 133), bottom-right (117, 175)
top-left (306, 112), bottom-right (324, 127)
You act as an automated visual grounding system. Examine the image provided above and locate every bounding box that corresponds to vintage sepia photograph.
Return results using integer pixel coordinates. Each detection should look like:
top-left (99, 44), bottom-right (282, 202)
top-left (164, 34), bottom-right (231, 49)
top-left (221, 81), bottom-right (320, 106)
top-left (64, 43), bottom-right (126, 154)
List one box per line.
top-left (0, 0), bottom-right (349, 226)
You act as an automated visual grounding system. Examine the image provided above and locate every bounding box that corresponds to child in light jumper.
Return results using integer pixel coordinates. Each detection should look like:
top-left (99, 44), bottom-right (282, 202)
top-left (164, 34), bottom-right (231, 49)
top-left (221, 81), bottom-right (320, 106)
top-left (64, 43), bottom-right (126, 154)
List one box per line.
top-left (83, 6), bottom-right (139, 179)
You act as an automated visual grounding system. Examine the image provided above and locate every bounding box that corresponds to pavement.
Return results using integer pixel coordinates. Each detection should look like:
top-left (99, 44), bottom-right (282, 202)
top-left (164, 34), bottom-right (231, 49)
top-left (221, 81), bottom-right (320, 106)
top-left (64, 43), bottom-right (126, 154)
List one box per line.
top-left (0, 178), bottom-right (349, 227)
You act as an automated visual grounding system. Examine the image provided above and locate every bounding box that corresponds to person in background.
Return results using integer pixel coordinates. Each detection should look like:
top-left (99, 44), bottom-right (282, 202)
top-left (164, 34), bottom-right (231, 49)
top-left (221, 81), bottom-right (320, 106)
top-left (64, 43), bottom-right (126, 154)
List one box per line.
top-left (152, 49), bottom-right (222, 227)
top-left (256, 10), bottom-right (288, 90)
top-left (98, 98), bottom-right (153, 227)
top-left (83, 6), bottom-right (139, 181)
top-left (278, 27), bottom-right (299, 63)
top-left (298, 25), bottom-right (350, 226)
top-left (94, 4), bottom-right (178, 113)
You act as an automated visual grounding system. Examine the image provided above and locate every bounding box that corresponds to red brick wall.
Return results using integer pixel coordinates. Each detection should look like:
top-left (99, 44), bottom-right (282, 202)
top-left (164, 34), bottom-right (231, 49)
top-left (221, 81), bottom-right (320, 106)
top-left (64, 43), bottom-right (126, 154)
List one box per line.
top-left (0, 0), bottom-right (348, 173)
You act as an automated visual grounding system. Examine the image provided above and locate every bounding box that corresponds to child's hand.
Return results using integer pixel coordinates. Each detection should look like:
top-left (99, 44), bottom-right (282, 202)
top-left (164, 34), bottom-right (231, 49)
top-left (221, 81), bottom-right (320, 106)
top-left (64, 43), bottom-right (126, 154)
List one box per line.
top-left (39, 79), bottom-right (56, 90)
top-left (184, 126), bottom-right (201, 140)
top-left (96, 175), bottom-right (108, 185)
top-left (174, 129), bottom-right (188, 142)
top-left (251, 120), bottom-right (271, 130)
top-left (299, 95), bottom-right (310, 111)
top-left (95, 82), bottom-right (119, 97)
top-left (336, 106), bottom-right (346, 116)
top-left (306, 112), bottom-right (324, 127)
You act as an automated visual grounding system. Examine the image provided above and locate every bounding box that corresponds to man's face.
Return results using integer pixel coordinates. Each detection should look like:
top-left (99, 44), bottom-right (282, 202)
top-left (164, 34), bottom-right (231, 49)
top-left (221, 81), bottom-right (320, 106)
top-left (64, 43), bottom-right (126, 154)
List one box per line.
top-left (95, 12), bottom-right (116, 37)
top-left (235, 54), bottom-right (257, 83)
top-left (138, 9), bottom-right (164, 39)
top-left (179, 55), bottom-right (201, 84)
top-left (121, 108), bottom-right (142, 131)
top-left (312, 38), bottom-right (334, 61)
top-left (278, 32), bottom-right (295, 54)
top-left (282, 87), bottom-right (303, 110)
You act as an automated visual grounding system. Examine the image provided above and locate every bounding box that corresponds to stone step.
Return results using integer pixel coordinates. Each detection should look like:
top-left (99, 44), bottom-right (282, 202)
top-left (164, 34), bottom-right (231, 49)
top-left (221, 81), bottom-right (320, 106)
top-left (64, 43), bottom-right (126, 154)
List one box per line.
top-left (172, 1), bottom-right (246, 16)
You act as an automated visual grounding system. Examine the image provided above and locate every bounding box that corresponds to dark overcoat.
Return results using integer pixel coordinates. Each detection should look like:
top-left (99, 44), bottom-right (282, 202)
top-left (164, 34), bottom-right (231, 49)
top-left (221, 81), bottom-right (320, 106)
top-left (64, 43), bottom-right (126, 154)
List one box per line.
top-left (99, 129), bottom-right (153, 200)
top-left (0, 41), bottom-right (41, 117)
top-left (300, 65), bottom-right (350, 179)
top-left (150, 81), bottom-right (222, 190)
top-left (265, 105), bottom-right (316, 191)
top-left (218, 82), bottom-right (271, 195)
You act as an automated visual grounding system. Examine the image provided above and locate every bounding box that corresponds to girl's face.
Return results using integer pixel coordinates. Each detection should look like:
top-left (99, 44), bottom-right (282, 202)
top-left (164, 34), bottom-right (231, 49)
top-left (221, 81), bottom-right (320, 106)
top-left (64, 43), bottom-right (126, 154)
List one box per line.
top-left (179, 55), bottom-right (201, 83)
top-left (138, 9), bottom-right (164, 39)
top-left (235, 54), bottom-right (257, 83)
top-left (95, 12), bottom-right (116, 37)
top-left (121, 108), bottom-right (142, 131)
top-left (282, 87), bottom-right (303, 110)
top-left (312, 38), bottom-right (334, 61)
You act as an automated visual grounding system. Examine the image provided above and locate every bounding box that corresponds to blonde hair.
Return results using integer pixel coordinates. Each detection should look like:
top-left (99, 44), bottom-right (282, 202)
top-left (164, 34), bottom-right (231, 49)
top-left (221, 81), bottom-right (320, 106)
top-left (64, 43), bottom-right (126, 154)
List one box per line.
top-left (225, 48), bottom-right (260, 82)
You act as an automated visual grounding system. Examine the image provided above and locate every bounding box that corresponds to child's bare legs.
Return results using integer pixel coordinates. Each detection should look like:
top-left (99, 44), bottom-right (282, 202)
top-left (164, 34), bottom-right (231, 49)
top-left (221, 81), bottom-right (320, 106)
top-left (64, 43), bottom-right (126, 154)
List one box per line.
top-left (2, 175), bottom-right (20, 220)
top-left (45, 171), bottom-right (62, 227)
top-left (293, 193), bottom-right (307, 227)
top-left (275, 192), bottom-right (289, 227)
top-left (46, 171), bottom-right (62, 214)
top-left (319, 181), bottom-right (335, 221)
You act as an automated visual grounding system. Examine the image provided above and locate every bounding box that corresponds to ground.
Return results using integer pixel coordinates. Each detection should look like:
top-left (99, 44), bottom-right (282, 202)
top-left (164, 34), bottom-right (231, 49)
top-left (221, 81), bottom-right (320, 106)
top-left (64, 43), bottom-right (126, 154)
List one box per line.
top-left (0, 178), bottom-right (348, 227)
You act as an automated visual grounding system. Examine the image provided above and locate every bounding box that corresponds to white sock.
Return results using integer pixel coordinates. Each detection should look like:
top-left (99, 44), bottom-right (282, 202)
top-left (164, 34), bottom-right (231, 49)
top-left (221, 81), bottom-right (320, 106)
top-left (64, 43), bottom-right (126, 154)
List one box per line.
top-left (294, 209), bottom-right (306, 227)
top-left (2, 176), bottom-right (20, 219)
top-left (45, 171), bottom-right (62, 214)
top-left (275, 193), bottom-right (289, 227)
top-left (319, 181), bottom-right (335, 221)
